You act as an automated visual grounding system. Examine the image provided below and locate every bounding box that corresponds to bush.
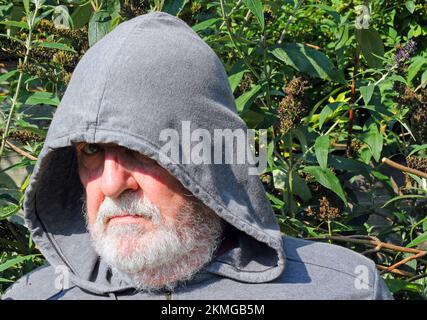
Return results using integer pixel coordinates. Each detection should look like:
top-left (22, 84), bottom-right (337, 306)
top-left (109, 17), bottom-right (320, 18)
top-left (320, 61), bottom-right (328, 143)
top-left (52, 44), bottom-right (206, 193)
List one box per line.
top-left (1, 0), bottom-right (426, 299)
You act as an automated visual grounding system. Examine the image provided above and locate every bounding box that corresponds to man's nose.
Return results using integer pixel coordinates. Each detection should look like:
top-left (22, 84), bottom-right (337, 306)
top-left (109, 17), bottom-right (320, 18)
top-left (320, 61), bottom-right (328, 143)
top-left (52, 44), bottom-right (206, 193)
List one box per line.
top-left (100, 149), bottom-right (139, 198)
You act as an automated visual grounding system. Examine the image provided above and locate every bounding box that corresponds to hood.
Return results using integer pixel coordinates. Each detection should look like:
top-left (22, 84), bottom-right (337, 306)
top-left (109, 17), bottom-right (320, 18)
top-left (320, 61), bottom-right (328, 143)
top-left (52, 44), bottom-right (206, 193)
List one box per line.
top-left (23, 12), bottom-right (285, 295)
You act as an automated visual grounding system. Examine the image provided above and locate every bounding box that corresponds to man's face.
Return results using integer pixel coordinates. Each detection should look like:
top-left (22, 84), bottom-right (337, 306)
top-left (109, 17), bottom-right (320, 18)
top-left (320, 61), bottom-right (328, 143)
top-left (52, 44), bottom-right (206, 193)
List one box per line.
top-left (75, 143), bottom-right (223, 290)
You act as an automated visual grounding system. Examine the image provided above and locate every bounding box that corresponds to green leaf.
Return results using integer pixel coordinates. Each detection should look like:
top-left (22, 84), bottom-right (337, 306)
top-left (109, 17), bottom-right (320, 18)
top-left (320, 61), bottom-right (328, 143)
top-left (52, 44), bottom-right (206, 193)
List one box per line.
top-left (306, 4), bottom-right (340, 23)
top-left (228, 60), bottom-right (246, 93)
top-left (0, 254), bottom-right (39, 272)
top-left (33, 9), bottom-right (54, 28)
top-left (361, 120), bottom-right (383, 162)
top-left (360, 84), bottom-right (375, 105)
top-left (272, 169), bottom-right (312, 202)
top-left (292, 127), bottom-right (308, 154)
top-left (335, 24), bottom-right (349, 50)
top-left (0, 70), bottom-right (18, 83)
top-left (381, 194), bottom-right (426, 208)
top-left (23, 0), bottom-right (30, 15)
top-left (319, 102), bottom-right (344, 129)
top-left (271, 43), bottom-right (345, 83)
top-left (421, 69), bottom-right (427, 89)
top-left (356, 28), bottom-right (385, 68)
top-left (315, 135), bottom-right (329, 169)
top-left (88, 10), bottom-right (111, 47)
top-left (52, 5), bottom-right (73, 29)
top-left (163, 0), bottom-right (188, 16)
top-left (302, 166), bottom-right (347, 205)
top-left (20, 173), bottom-right (32, 193)
top-left (104, 0), bottom-right (121, 19)
top-left (409, 144), bottom-right (427, 156)
top-left (371, 170), bottom-right (396, 194)
top-left (405, 1), bottom-right (416, 13)
top-left (35, 41), bottom-right (76, 52)
top-left (25, 92), bottom-right (60, 106)
top-left (407, 231), bottom-right (427, 248)
top-left (242, 0), bottom-right (264, 30)
top-left (0, 20), bottom-right (28, 29)
top-left (329, 156), bottom-right (372, 179)
top-left (407, 56), bottom-right (426, 84)
top-left (71, 1), bottom-right (93, 29)
top-left (385, 279), bottom-right (422, 294)
top-left (0, 204), bottom-right (20, 220)
top-left (266, 192), bottom-right (285, 209)
top-left (235, 84), bottom-right (261, 113)
top-left (192, 18), bottom-right (220, 32)
top-left (0, 194), bottom-right (20, 205)
top-left (292, 172), bottom-right (312, 202)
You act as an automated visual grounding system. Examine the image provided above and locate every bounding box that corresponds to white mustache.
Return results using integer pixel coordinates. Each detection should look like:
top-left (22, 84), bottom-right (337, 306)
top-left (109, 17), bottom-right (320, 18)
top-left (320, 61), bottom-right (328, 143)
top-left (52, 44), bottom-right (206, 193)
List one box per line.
top-left (97, 193), bottom-right (162, 225)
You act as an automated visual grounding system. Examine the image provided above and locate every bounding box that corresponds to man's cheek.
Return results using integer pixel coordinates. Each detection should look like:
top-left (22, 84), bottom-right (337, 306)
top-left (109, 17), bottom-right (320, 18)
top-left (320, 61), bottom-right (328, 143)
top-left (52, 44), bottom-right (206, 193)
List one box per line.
top-left (85, 189), bottom-right (104, 225)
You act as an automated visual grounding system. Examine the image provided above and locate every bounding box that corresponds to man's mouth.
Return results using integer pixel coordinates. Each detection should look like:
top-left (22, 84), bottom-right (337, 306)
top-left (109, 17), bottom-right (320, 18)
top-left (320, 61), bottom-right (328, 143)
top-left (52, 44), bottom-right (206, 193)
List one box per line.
top-left (107, 215), bottom-right (146, 224)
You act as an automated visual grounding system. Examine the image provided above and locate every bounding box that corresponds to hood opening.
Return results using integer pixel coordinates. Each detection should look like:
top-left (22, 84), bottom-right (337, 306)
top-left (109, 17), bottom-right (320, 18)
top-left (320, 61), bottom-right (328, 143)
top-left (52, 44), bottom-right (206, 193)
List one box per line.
top-left (23, 12), bottom-right (286, 295)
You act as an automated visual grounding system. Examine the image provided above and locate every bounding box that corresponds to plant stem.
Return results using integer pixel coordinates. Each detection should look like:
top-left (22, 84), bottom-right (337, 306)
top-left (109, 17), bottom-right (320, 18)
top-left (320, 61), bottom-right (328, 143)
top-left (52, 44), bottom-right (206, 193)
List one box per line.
top-left (278, 0), bottom-right (304, 44)
top-left (320, 65), bottom-right (397, 144)
top-left (287, 131), bottom-right (294, 218)
top-left (346, 44), bottom-right (359, 155)
top-left (0, 3), bottom-right (40, 166)
top-left (262, 30), bottom-right (272, 109)
top-left (219, 0), bottom-right (260, 80)
top-left (219, 0), bottom-right (242, 29)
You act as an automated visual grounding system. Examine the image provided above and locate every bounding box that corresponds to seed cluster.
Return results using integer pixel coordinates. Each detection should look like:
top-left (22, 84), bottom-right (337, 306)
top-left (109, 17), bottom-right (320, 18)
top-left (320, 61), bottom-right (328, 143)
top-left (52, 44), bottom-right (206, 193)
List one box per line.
top-left (277, 77), bottom-right (311, 134)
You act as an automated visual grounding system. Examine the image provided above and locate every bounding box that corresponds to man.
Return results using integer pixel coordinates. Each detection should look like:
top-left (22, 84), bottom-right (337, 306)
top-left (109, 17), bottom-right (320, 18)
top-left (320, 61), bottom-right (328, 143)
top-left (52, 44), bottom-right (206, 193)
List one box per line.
top-left (3, 12), bottom-right (392, 299)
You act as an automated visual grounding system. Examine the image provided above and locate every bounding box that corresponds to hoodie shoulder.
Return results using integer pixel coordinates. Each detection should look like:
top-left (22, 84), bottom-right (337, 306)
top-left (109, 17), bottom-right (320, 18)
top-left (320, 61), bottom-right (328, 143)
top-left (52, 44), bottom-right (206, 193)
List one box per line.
top-left (1, 263), bottom-right (62, 300)
top-left (280, 236), bottom-right (393, 300)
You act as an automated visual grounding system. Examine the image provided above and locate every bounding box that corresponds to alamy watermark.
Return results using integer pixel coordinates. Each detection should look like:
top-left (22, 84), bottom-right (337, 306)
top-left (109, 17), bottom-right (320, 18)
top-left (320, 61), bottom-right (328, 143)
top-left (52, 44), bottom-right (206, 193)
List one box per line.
top-left (54, 265), bottom-right (70, 290)
top-left (354, 264), bottom-right (370, 290)
top-left (158, 121), bottom-right (267, 175)
top-left (355, 4), bottom-right (370, 29)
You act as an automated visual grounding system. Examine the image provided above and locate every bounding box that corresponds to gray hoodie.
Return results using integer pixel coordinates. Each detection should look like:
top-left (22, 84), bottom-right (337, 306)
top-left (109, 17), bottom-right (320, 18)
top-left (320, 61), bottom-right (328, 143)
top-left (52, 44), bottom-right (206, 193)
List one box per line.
top-left (2, 12), bottom-right (392, 300)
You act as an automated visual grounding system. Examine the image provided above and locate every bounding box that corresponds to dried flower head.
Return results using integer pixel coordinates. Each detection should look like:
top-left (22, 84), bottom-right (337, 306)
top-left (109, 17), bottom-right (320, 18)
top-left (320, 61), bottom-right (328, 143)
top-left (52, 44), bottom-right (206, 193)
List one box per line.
top-left (346, 139), bottom-right (363, 158)
top-left (406, 156), bottom-right (427, 173)
top-left (277, 77), bottom-right (311, 134)
top-left (305, 196), bottom-right (342, 222)
top-left (0, 128), bottom-right (44, 144)
top-left (120, 0), bottom-right (150, 19)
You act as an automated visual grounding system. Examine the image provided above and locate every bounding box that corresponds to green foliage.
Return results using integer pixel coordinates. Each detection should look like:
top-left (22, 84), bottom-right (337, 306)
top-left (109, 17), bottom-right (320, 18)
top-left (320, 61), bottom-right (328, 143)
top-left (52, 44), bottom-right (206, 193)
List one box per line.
top-left (1, 0), bottom-right (427, 299)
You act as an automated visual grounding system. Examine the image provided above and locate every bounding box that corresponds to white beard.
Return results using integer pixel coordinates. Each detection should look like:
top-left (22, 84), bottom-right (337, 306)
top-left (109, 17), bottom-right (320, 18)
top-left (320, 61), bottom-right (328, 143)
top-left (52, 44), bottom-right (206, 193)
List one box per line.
top-left (83, 192), bottom-right (224, 292)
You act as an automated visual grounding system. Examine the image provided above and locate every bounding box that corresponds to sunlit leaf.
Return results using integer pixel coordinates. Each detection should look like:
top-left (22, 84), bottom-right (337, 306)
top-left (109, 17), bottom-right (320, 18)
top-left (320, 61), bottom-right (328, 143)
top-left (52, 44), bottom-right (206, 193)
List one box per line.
top-left (272, 43), bottom-right (345, 83)
top-left (302, 166), bottom-right (347, 205)
top-left (242, 0), bottom-right (264, 30)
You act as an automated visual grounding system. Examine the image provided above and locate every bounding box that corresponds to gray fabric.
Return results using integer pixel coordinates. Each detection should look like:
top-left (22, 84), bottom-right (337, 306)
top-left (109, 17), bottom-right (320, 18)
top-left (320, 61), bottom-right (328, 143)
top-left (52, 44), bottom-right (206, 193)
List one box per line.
top-left (3, 236), bottom-right (392, 300)
top-left (2, 12), bottom-right (392, 300)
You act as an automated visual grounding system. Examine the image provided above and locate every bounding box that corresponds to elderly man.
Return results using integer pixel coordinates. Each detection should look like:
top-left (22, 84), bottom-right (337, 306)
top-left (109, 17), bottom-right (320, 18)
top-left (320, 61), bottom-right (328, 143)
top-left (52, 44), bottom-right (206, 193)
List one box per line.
top-left (3, 12), bottom-right (392, 300)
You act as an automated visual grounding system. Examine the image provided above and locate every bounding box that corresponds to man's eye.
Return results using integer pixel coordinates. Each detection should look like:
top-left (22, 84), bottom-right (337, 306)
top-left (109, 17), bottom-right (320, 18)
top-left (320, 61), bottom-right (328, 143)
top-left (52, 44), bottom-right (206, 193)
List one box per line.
top-left (82, 144), bottom-right (101, 155)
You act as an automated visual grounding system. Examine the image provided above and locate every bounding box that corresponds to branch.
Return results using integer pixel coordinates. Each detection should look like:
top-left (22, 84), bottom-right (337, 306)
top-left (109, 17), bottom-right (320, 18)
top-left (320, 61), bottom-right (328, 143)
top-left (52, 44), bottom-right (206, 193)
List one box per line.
top-left (306, 234), bottom-right (426, 254)
top-left (5, 140), bottom-right (37, 161)
top-left (385, 251), bottom-right (427, 272)
top-left (382, 157), bottom-right (427, 179)
top-left (376, 265), bottom-right (415, 278)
